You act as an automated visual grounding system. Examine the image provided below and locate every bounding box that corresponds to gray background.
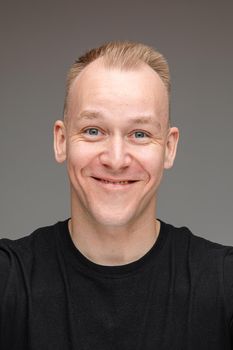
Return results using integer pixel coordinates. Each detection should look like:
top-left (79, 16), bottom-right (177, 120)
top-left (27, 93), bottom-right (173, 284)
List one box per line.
top-left (0, 0), bottom-right (232, 244)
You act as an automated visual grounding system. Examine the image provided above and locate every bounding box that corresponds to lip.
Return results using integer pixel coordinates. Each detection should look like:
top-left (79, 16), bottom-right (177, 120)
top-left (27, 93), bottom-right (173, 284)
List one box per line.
top-left (92, 176), bottom-right (137, 183)
top-left (91, 176), bottom-right (138, 190)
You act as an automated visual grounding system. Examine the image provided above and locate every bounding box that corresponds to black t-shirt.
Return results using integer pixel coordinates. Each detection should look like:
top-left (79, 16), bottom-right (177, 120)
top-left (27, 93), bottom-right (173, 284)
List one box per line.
top-left (0, 219), bottom-right (233, 349)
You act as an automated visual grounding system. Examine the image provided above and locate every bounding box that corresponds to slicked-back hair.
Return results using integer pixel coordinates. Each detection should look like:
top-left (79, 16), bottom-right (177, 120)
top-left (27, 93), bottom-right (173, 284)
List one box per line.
top-left (63, 41), bottom-right (170, 119)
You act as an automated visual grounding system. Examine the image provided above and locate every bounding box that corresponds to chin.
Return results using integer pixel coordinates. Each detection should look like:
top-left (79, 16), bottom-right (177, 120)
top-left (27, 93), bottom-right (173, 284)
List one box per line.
top-left (90, 208), bottom-right (135, 228)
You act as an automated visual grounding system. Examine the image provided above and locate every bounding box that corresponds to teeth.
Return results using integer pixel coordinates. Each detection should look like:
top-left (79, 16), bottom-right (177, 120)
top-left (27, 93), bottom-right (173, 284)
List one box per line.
top-left (101, 179), bottom-right (129, 184)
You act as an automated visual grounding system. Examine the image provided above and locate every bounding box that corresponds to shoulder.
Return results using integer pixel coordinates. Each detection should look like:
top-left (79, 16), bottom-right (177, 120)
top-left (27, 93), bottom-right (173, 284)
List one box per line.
top-left (161, 220), bottom-right (233, 294)
top-left (163, 220), bottom-right (233, 259)
top-left (0, 221), bottom-right (60, 258)
top-left (0, 220), bottom-right (68, 297)
top-left (163, 220), bottom-right (233, 324)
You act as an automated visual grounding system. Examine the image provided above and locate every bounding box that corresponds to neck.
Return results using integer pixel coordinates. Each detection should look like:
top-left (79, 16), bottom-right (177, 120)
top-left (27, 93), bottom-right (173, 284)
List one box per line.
top-left (68, 215), bottom-right (160, 266)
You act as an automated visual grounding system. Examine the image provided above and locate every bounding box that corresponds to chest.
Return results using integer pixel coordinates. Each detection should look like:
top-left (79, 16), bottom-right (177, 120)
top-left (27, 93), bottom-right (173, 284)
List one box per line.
top-left (28, 265), bottom-right (228, 349)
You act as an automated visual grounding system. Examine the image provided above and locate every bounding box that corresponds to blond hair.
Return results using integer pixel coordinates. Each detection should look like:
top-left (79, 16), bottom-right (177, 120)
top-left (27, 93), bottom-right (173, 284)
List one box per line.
top-left (63, 41), bottom-right (170, 118)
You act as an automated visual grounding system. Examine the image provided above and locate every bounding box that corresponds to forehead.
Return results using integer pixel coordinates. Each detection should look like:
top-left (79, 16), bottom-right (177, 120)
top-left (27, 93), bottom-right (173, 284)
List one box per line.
top-left (67, 58), bottom-right (169, 124)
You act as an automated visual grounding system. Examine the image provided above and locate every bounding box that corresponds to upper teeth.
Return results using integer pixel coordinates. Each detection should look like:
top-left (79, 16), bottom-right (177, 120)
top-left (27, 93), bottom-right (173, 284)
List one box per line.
top-left (101, 179), bottom-right (129, 184)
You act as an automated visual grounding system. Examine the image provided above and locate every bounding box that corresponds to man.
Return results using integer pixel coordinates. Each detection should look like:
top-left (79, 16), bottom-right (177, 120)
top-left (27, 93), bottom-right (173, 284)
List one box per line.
top-left (0, 41), bottom-right (232, 349)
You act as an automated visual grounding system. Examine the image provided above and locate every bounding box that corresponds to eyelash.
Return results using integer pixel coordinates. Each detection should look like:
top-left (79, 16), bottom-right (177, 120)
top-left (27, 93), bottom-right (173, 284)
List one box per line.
top-left (83, 128), bottom-right (150, 140)
top-left (83, 128), bottom-right (102, 136)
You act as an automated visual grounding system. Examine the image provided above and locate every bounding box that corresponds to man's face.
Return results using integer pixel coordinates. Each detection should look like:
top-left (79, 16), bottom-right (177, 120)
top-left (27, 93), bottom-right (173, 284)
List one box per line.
top-left (54, 59), bottom-right (179, 227)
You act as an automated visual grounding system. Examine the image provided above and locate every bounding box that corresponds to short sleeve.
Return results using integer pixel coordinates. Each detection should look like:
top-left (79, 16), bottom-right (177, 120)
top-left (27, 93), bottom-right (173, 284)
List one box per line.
top-left (223, 248), bottom-right (233, 341)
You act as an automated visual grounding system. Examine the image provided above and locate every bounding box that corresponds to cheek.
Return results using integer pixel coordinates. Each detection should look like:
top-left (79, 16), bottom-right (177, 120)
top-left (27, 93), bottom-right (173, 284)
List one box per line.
top-left (67, 143), bottom-right (98, 174)
top-left (138, 147), bottom-right (165, 176)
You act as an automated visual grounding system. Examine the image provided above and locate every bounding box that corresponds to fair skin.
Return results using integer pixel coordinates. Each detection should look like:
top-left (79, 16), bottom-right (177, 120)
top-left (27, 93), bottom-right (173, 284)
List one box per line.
top-left (54, 58), bottom-right (179, 266)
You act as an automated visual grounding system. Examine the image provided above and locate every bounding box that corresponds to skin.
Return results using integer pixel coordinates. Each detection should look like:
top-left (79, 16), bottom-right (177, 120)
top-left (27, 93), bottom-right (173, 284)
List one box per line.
top-left (54, 58), bottom-right (179, 266)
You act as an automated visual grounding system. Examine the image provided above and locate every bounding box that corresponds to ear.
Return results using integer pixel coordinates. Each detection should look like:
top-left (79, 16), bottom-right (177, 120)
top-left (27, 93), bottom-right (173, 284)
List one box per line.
top-left (164, 127), bottom-right (179, 169)
top-left (53, 120), bottom-right (67, 163)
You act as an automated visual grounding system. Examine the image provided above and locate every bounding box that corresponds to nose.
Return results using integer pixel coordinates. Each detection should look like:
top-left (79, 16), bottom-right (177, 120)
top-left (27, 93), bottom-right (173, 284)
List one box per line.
top-left (99, 135), bottom-right (132, 171)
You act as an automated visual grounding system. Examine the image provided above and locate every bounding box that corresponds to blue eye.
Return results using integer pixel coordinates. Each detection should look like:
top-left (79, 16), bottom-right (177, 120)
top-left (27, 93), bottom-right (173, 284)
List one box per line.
top-left (85, 128), bottom-right (99, 136)
top-left (134, 131), bottom-right (148, 138)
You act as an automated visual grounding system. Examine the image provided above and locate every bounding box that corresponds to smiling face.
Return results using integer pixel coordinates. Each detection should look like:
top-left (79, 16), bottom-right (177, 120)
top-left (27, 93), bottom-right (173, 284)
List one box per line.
top-left (54, 58), bottom-right (179, 228)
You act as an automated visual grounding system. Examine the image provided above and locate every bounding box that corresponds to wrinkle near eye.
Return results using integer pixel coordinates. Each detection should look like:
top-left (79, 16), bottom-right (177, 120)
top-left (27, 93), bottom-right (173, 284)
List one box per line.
top-left (69, 125), bottom-right (166, 146)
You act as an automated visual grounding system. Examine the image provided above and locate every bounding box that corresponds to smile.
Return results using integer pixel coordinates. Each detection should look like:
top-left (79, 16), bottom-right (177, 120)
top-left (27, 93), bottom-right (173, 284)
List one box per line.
top-left (91, 177), bottom-right (138, 187)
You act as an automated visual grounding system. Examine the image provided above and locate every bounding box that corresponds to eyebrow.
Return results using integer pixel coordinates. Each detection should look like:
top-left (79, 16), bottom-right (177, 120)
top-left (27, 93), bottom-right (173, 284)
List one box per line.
top-left (79, 111), bottom-right (103, 121)
top-left (78, 110), bottom-right (161, 130)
